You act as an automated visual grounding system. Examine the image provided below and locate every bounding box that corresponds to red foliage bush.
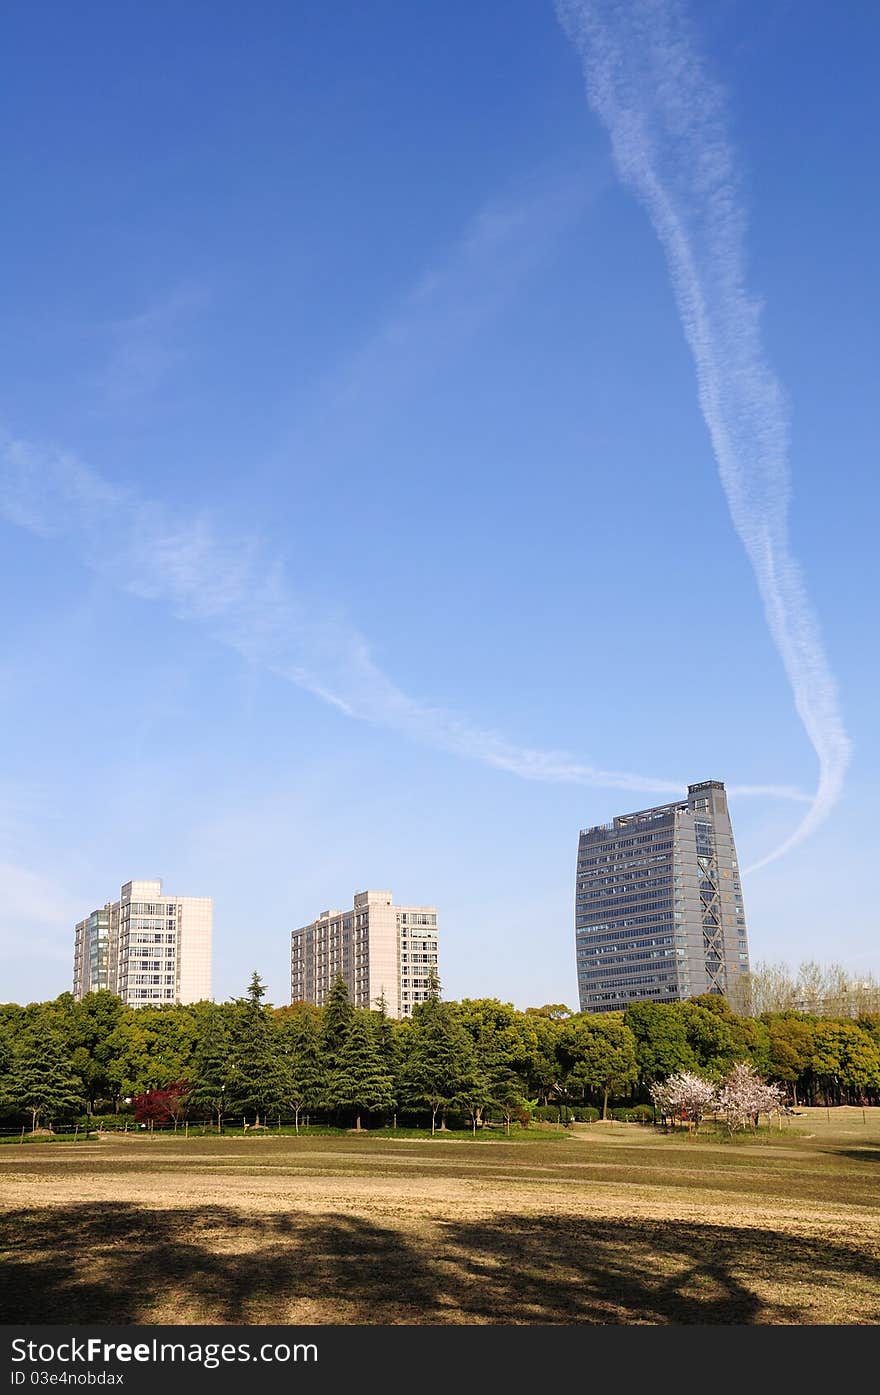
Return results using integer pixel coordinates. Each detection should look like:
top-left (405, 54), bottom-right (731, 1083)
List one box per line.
top-left (131, 1081), bottom-right (189, 1123)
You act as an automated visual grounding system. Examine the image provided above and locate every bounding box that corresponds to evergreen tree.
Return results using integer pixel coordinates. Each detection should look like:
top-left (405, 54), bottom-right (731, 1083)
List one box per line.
top-left (280, 1010), bottom-right (327, 1132)
top-left (9, 1021), bottom-right (83, 1132)
top-left (229, 973), bottom-right (286, 1126)
top-left (326, 1013), bottom-right (394, 1130)
top-left (187, 1007), bottom-right (234, 1131)
top-left (400, 980), bottom-right (476, 1134)
top-left (373, 990), bottom-right (396, 1067)
top-left (321, 973), bottom-right (354, 1069)
top-left (245, 971), bottom-right (267, 1008)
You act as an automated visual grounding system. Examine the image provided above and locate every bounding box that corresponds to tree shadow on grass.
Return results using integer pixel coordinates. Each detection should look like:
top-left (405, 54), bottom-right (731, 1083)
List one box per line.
top-left (1, 1205), bottom-right (878, 1324)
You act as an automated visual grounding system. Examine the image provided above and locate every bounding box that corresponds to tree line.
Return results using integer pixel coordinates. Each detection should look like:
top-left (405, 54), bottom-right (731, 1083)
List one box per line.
top-left (1, 970), bottom-right (878, 1133)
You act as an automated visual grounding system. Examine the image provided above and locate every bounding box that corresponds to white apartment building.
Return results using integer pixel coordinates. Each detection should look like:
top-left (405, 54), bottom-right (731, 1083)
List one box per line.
top-left (290, 889), bottom-right (439, 1019)
top-left (73, 878), bottom-right (212, 1007)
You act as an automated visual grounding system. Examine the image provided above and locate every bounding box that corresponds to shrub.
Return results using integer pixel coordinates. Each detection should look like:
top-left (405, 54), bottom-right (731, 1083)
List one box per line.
top-left (611, 1104), bottom-right (653, 1123)
top-left (629, 1104), bottom-right (654, 1123)
top-left (569, 1107), bottom-right (600, 1123)
top-left (532, 1106), bottom-right (565, 1123)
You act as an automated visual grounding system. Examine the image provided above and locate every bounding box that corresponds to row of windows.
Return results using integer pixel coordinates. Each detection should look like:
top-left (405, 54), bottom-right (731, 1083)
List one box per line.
top-left (584, 988), bottom-right (678, 1006)
top-left (577, 892), bottom-right (673, 913)
top-left (581, 833), bottom-right (673, 854)
top-left (578, 935), bottom-right (675, 957)
top-left (577, 908), bottom-right (675, 931)
top-left (582, 948), bottom-right (686, 982)
top-left (579, 969), bottom-right (677, 991)
top-left (577, 870), bottom-right (672, 890)
top-left (576, 897), bottom-right (673, 920)
top-left (578, 845), bottom-right (672, 868)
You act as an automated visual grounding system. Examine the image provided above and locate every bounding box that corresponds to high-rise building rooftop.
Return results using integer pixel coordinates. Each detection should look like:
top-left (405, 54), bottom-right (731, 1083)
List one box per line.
top-left (291, 889), bottom-right (438, 1019)
top-left (575, 781), bottom-right (750, 1012)
top-left (73, 878), bottom-right (212, 1007)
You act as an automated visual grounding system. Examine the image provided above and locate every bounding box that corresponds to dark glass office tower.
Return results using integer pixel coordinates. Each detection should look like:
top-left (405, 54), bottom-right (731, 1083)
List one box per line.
top-left (575, 780), bottom-right (750, 1012)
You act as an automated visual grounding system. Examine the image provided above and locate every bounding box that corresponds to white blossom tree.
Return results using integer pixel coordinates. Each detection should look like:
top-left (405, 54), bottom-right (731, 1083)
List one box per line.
top-left (716, 1061), bottom-right (786, 1133)
top-left (650, 1071), bottom-right (718, 1129)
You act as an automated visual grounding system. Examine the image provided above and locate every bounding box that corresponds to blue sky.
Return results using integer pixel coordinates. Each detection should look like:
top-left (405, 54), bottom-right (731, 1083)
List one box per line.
top-left (2, 1), bottom-right (878, 1009)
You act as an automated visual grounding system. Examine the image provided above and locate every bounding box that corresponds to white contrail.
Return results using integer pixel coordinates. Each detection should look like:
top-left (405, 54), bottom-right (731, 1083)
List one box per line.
top-left (555, 0), bottom-right (851, 869)
top-left (0, 433), bottom-right (805, 804)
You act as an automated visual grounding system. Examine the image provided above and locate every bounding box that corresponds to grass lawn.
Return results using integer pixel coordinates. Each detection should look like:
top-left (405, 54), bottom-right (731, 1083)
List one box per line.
top-left (1, 1106), bottom-right (878, 1324)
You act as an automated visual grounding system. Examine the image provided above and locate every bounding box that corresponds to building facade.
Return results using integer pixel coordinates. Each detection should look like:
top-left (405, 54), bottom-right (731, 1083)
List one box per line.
top-left (291, 889), bottom-right (438, 1019)
top-left (73, 878), bottom-right (213, 1007)
top-left (575, 780), bottom-right (750, 1013)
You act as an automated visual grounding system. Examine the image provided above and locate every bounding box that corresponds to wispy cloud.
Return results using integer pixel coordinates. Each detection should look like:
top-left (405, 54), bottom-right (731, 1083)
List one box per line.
top-left (555, 0), bottom-right (851, 868)
top-left (0, 179), bottom-right (810, 813)
top-left (0, 429), bottom-right (805, 806)
top-left (94, 284), bottom-right (207, 412)
top-left (269, 169), bottom-right (596, 471)
top-left (0, 860), bottom-right (80, 966)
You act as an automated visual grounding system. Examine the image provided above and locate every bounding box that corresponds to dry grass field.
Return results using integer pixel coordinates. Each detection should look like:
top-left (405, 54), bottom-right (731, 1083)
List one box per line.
top-left (2, 1107), bottom-right (879, 1325)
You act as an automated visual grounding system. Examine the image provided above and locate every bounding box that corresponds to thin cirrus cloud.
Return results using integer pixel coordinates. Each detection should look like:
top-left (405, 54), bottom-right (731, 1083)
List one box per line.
top-left (555, 0), bottom-right (851, 869)
top-left (0, 431), bottom-right (807, 808)
top-left (0, 172), bottom-right (809, 843)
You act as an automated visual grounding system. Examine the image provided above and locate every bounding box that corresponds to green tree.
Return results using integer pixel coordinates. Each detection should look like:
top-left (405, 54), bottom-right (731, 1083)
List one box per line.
top-left (8, 1021), bottom-right (84, 1132)
top-left (483, 1017), bottom-right (539, 1133)
top-left (321, 973), bottom-right (354, 1070)
top-left (857, 1013), bottom-right (880, 1050)
top-left (675, 1002), bottom-right (738, 1077)
top-left (187, 1006), bottom-right (234, 1130)
top-left (105, 1004), bottom-right (199, 1100)
top-left (69, 991), bottom-right (129, 1111)
top-left (624, 1001), bottom-right (696, 1086)
top-left (765, 1013), bottom-right (816, 1105)
top-left (400, 982), bottom-right (476, 1134)
top-left (811, 1020), bottom-right (880, 1104)
top-left (559, 1014), bottom-right (638, 1119)
top-left (279, 1010), bottom-right (327, 1132)
top-left (372, 991), bottom-right (397, 1070)
top-left (326, 1013), bottom-right (395, 1129)
top-left (524, 1005), bottom-right (573, 1021)
top-left (228, 973), bottom-right (286, 1126)
top-left (524, 1013), bottom-right (565, 1106)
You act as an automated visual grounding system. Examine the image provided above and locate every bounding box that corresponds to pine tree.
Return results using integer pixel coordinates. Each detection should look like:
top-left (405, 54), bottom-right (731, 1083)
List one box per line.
top-left (229, 973), bottom-right (285, 1126)
top-left (10, 1021), bottom-right (83, 1132)
top-left (280, 1011), bottom-right (327, 1132)
top-left (321, 973), bottom-right (354, 1070)
top-left (187, 1007), bottom-right (234, 1131)
top-left (326, 1014), bottom-right (395, 1130)
top-left (399, 986), bottom-right (476, 1135)
top-left (372, 991), bottom-right (397, 1071)
top-left (245, 972), bottom-right (267, 1009)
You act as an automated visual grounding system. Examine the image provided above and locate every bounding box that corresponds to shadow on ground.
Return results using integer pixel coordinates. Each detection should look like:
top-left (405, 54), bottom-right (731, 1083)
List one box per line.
top-left (2, 1205), bottom-right (879, 1324)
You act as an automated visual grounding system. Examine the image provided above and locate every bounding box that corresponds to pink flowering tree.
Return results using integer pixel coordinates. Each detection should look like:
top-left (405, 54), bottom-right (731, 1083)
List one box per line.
top-left (650, 1071), bottom-right (718, 1130)
top-left (716, 1061), bottom-right (786, 1133)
